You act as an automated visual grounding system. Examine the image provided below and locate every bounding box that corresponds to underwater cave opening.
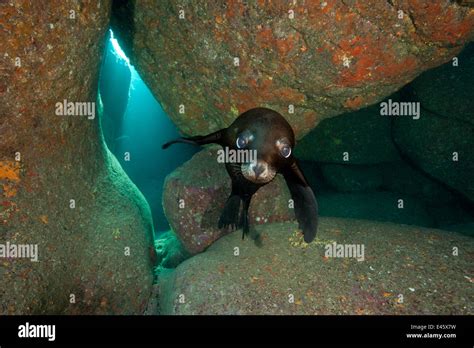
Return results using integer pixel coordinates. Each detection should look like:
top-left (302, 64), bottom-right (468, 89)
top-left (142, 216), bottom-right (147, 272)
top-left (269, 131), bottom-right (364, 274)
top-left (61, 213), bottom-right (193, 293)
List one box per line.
top-left (98, 29), bottom-right (197, 235)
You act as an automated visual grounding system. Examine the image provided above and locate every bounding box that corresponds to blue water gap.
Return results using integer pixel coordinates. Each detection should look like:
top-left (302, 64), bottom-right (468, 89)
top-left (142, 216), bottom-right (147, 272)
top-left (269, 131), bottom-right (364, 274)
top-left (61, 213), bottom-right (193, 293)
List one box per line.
top-left (99, 30), bottom-right (197, 234)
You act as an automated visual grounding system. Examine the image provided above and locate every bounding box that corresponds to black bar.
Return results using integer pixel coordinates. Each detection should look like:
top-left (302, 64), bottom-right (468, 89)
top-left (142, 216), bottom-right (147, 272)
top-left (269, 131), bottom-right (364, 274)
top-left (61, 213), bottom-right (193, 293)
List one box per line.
top-left (0, 315), bottom-right (471, 346)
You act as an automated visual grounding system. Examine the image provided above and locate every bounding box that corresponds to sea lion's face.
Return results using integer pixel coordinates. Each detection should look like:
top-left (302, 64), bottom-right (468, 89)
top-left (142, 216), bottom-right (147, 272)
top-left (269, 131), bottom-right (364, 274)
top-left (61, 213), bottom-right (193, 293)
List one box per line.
top-left (235, 127), bottom-right (293, 184)
top-left (241, 159), bottom-right (276, 184)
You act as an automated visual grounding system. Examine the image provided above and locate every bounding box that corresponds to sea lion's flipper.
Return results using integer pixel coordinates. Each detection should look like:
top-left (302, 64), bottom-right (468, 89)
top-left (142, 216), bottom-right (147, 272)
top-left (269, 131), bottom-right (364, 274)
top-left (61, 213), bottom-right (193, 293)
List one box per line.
top-left (162, 129), bottom-right (224, 149)
top-left (283, 161), bottom-right (318, 243)
top-left (239, 198), bottom-right (251, 240)
top-left (218, 194), bottom-right (241, 231)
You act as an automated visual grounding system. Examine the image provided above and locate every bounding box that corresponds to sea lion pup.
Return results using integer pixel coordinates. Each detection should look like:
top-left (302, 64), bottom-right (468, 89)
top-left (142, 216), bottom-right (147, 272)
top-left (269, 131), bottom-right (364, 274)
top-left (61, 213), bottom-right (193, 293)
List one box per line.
top-left (163, 107), bottom-right (318, 243)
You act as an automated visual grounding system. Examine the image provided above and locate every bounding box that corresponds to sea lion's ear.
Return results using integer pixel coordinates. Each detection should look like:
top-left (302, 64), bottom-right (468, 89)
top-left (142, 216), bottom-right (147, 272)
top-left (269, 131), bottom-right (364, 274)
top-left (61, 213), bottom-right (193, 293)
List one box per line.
top-left (162, 129), bottom-right (225, 149)
top-left (283, 160), bottom-right (318, 243)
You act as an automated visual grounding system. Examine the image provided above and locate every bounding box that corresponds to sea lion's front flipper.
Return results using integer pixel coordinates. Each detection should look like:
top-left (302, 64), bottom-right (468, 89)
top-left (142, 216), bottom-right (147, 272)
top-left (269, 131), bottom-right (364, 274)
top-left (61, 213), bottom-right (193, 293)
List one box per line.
top-left (239, 197), bottom-right (251, 240)
top-left (283, 161), bottom-right (318, 243)
top-left (162, 129), bottom-right (224, 149)
top-left (218, 194), bottom-right (241, 232)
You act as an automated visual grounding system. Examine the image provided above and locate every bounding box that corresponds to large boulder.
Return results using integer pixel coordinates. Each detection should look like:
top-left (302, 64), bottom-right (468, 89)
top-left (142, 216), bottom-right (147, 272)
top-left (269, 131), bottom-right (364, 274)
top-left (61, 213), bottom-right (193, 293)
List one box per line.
top-left (442, 223), bottom-right (474, 237)
top-left (111, 0), bottom-right (474, 138)
top-left (428, 203), bottom-right (474, 232)
top-left (411, 43), bottom-right (474, 124)
top-left (162, 146), bottom-right (293, 254)
top-left (319, 160), bottom-right (459, 201)
top-left (320, 164), bottom-right (383, 192)
top-left (0, 1), bottom-right (154, 314)
top-left (154, 230), bottom-right (191, 269)
top-left (157, 218), bottom-right (474, 314)
top-left (294, 102), bottom-right (400, 164)
top-left (393, 109), bottom-right (474, 202)
top-left (318, 192), bottom-right (435, 227)
top-left (381, 161), bottom-right (457, 204)
top-left (379, 160), bottom-right (474, 229)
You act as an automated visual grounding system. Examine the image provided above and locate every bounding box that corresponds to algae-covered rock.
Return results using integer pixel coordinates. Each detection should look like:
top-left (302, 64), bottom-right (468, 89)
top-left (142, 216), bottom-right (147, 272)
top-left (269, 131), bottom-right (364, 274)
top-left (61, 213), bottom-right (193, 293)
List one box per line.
top-left (162, 146), bottom-right (293, 254)
top-left (0, 1), bottom-right (154, 314)
top-left (111, 0), bottom-right (474, 138)
top-left (393, 109), bottom-right (474, 202)
top-left (294, 103), bottom-right (400, 164)
top-left (158, 218), bottom-right (473, 315)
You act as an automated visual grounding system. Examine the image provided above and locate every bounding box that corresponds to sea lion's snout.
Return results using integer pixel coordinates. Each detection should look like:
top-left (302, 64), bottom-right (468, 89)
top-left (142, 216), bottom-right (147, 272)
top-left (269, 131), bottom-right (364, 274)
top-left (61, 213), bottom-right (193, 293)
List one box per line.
top-left (242, 160), bottom-right (276, 184)
top-left (252, 163), bottom-right (265, 178)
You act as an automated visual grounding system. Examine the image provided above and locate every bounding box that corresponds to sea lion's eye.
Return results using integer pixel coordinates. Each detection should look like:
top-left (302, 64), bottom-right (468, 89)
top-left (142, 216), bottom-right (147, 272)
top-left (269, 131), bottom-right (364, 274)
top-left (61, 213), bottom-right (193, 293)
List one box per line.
top-left (280, 145), bottom-right (291, 158)
top-left (236, 136), bottom-right (247, 149)
top-left (236, 131), bottom-right (253, 149)
top-left (276, 138), bottom-right (292, 158)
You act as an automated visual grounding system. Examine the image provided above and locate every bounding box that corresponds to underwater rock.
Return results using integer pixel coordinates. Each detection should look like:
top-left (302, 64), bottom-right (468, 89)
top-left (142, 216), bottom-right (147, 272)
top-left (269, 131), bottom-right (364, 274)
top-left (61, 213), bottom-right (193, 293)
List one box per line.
top-left (393, 109), bottom-right (474, 202)
top-left (381, 161), bottom-right (457, 204)
top-left (294, 103), bottom-right (400, 164)
top-left (0, 1), bottom-right (154, 314)
top-left (157, 218), bottom-right (474, 314)
top-left (428, 203), bottom-right (474, 232)
top-left (321, 164), bottom-right (383, 192)
top-left (318, 192), bottom-right (435, 227)
top-left (155, 230), bottom-right (191, 269)
top-left (162, 146), bottom-right (293, 254)
top-left (411, 43), bottom-right (474, 125)
top-left (297, 161), bottom-right (326, 193)
top-left (441, 223), bottom-right (474, 238)
top-left (111, 0), bottom-right (474, 138)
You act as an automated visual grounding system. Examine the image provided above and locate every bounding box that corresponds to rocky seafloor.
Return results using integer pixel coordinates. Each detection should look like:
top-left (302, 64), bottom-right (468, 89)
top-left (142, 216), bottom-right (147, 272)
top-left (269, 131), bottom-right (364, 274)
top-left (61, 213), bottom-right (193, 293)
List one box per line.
top-left (154, 218), bottom-right (473, 315)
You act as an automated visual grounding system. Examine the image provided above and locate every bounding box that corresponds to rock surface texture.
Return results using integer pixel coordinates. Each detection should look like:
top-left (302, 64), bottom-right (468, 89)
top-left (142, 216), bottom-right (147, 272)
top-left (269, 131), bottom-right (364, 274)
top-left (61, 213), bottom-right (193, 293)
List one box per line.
top-left (0, 1), bottom-right (154, 314)
top-left (393, 43), bottom-right (474, 202)
top-left (295, 101), bottom-right (400, 164)
top-left (411, 43), bottom-right (474, 125)
top-left (393, 109), bottom-right (474, 202)
top-left (112, 0), bottom-right (474, 138)
top-left (158, 218), bottom-right (474, 315)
